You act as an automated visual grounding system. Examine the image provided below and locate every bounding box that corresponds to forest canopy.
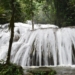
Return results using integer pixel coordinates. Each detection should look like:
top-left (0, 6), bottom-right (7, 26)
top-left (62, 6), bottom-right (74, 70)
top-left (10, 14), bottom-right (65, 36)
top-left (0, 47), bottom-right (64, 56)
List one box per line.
top-left (0, 0), bottom-right (75, 27)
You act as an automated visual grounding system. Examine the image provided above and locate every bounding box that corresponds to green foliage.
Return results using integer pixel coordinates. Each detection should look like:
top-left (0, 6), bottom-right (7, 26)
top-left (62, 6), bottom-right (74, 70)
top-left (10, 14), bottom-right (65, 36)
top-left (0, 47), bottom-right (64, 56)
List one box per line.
top-left (33, 1), bottom-right (49, 24)
top-left (23, 0), bottom-right (46, 21)
top-left (23, 0), bottom-right (36, 20)
top-left (0, 7), bottom-right (5, 14)
top-left (0, 0), bottom-right (25, 24)
top-left (33, 0), bottom-right (56, 24)
top-left (31, 0), bottom-right (75, 26)
top-left (14, 1), bottom-right (25, 22)
top-left (0, 0), bottom-right (75, 26)
top-left (28, 69), bottom-right (56, 75)
top-left (54, 0), bottom-right (75, 27)
top-left (42, 0), bottom-right (56, 24)
top-left (0, 63), bottom-right (23, 75)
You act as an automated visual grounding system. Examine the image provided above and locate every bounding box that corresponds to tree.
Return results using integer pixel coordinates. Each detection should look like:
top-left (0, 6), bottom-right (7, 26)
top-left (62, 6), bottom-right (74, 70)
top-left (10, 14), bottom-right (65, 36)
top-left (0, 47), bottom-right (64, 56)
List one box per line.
top-left (22, 0), bottom-right (44, 30)
top-left (53, 0), bottom-right (75, 27)
top-left (32, 0), bottom-right (56, 24)
top-left (22, 0), bottom-right (35, 30)
top-left (34, 0), bottom-right (75, 27)
top-left (6, 0), bottom-right (15, 64)
top-left (42, 0), bottom-right (56, 24)
top-left (0, 0), bottom-right (25, 24)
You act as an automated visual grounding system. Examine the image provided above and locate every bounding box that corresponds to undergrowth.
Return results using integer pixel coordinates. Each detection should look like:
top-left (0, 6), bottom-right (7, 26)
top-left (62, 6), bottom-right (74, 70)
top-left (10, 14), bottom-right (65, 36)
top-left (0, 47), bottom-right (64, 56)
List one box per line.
top-left (0, 63), bottom-right (23, 75)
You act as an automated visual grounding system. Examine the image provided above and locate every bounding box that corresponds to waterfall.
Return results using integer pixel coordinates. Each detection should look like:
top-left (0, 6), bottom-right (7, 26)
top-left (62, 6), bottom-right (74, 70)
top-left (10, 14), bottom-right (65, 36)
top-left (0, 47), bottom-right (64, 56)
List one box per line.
top-left (0, 23), bottom-right (75, 67)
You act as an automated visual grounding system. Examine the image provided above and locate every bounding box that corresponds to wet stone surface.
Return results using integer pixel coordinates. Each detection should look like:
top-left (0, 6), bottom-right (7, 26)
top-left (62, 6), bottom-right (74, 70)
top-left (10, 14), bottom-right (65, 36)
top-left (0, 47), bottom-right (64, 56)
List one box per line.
top-left (24, 66), bottom-right (75, 75)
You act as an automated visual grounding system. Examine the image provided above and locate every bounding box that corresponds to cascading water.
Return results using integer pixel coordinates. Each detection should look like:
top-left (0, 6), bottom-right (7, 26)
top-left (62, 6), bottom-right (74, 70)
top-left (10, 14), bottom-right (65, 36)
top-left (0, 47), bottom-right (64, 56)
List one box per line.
top-left (0, 23), bottom-right (75, 68)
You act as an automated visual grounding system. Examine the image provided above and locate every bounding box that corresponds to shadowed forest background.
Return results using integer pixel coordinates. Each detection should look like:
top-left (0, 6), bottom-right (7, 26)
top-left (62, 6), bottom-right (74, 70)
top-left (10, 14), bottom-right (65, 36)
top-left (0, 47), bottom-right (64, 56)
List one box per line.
top-left (0, 0), bottom-right (75, 27)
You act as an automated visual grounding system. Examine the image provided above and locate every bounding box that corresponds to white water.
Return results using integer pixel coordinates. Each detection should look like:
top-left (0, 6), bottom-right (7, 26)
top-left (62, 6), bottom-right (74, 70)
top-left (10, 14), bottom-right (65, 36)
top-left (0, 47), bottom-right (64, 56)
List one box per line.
top-left (0, 23), bottom-right (75, 67)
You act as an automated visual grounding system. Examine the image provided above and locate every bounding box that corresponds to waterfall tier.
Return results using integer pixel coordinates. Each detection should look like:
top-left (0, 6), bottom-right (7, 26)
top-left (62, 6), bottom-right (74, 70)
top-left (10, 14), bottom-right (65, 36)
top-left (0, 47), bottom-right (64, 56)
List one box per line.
top-left (0, 23), bottom-right (75, 67)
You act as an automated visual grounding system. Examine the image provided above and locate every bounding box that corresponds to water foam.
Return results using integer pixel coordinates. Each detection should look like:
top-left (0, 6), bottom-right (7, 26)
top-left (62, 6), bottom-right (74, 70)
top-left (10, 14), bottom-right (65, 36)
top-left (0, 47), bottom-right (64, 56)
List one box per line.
top-left (0, 23), bottom-right (75, 67)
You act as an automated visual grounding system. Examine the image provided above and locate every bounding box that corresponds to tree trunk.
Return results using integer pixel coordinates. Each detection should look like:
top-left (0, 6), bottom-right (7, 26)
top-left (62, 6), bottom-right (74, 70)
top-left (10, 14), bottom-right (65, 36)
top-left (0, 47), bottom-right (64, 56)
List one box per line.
top-left (32, 15), bottom-right (34, 30)
top-left (31, 0), bottom-right (34, 30)
top-left (6, 0), bottom-right (14, 64)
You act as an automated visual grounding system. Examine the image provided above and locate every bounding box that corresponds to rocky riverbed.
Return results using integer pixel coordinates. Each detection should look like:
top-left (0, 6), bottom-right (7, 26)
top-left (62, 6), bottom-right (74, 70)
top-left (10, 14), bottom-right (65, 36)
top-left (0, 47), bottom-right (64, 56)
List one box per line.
top-left (24, 66), bottom-right (75, 75)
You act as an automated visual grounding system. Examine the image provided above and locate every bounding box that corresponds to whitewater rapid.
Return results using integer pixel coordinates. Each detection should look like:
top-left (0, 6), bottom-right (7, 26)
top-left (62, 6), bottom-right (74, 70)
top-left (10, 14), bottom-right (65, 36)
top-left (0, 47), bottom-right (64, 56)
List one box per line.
top-left (0, 23), bottom-right (75, 67)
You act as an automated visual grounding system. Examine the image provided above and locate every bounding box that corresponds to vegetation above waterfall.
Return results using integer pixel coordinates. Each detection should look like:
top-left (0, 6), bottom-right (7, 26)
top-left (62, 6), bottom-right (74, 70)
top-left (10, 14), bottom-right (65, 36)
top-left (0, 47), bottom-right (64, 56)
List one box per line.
top-left (0, 0), bottom-right (75, 27)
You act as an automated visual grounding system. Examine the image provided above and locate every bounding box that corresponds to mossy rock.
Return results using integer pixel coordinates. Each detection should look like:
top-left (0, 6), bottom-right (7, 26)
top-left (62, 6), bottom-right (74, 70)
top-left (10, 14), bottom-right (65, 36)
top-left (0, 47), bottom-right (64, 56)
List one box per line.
top-left (28, 68), bottom-right (56, 75)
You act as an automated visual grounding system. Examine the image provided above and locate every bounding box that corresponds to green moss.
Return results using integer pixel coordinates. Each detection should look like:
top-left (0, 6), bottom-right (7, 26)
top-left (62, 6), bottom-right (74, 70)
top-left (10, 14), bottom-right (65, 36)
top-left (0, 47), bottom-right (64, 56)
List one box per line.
top-left (28, 69), bottom-right (56, 75)
top-left (0, 63), bottom-right (23, 75)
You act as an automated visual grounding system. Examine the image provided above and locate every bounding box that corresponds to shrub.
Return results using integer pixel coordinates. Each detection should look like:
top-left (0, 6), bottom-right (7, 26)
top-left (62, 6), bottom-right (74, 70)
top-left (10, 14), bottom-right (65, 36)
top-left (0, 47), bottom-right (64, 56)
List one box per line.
top-left (0, 63), bottom-right (23, 75)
